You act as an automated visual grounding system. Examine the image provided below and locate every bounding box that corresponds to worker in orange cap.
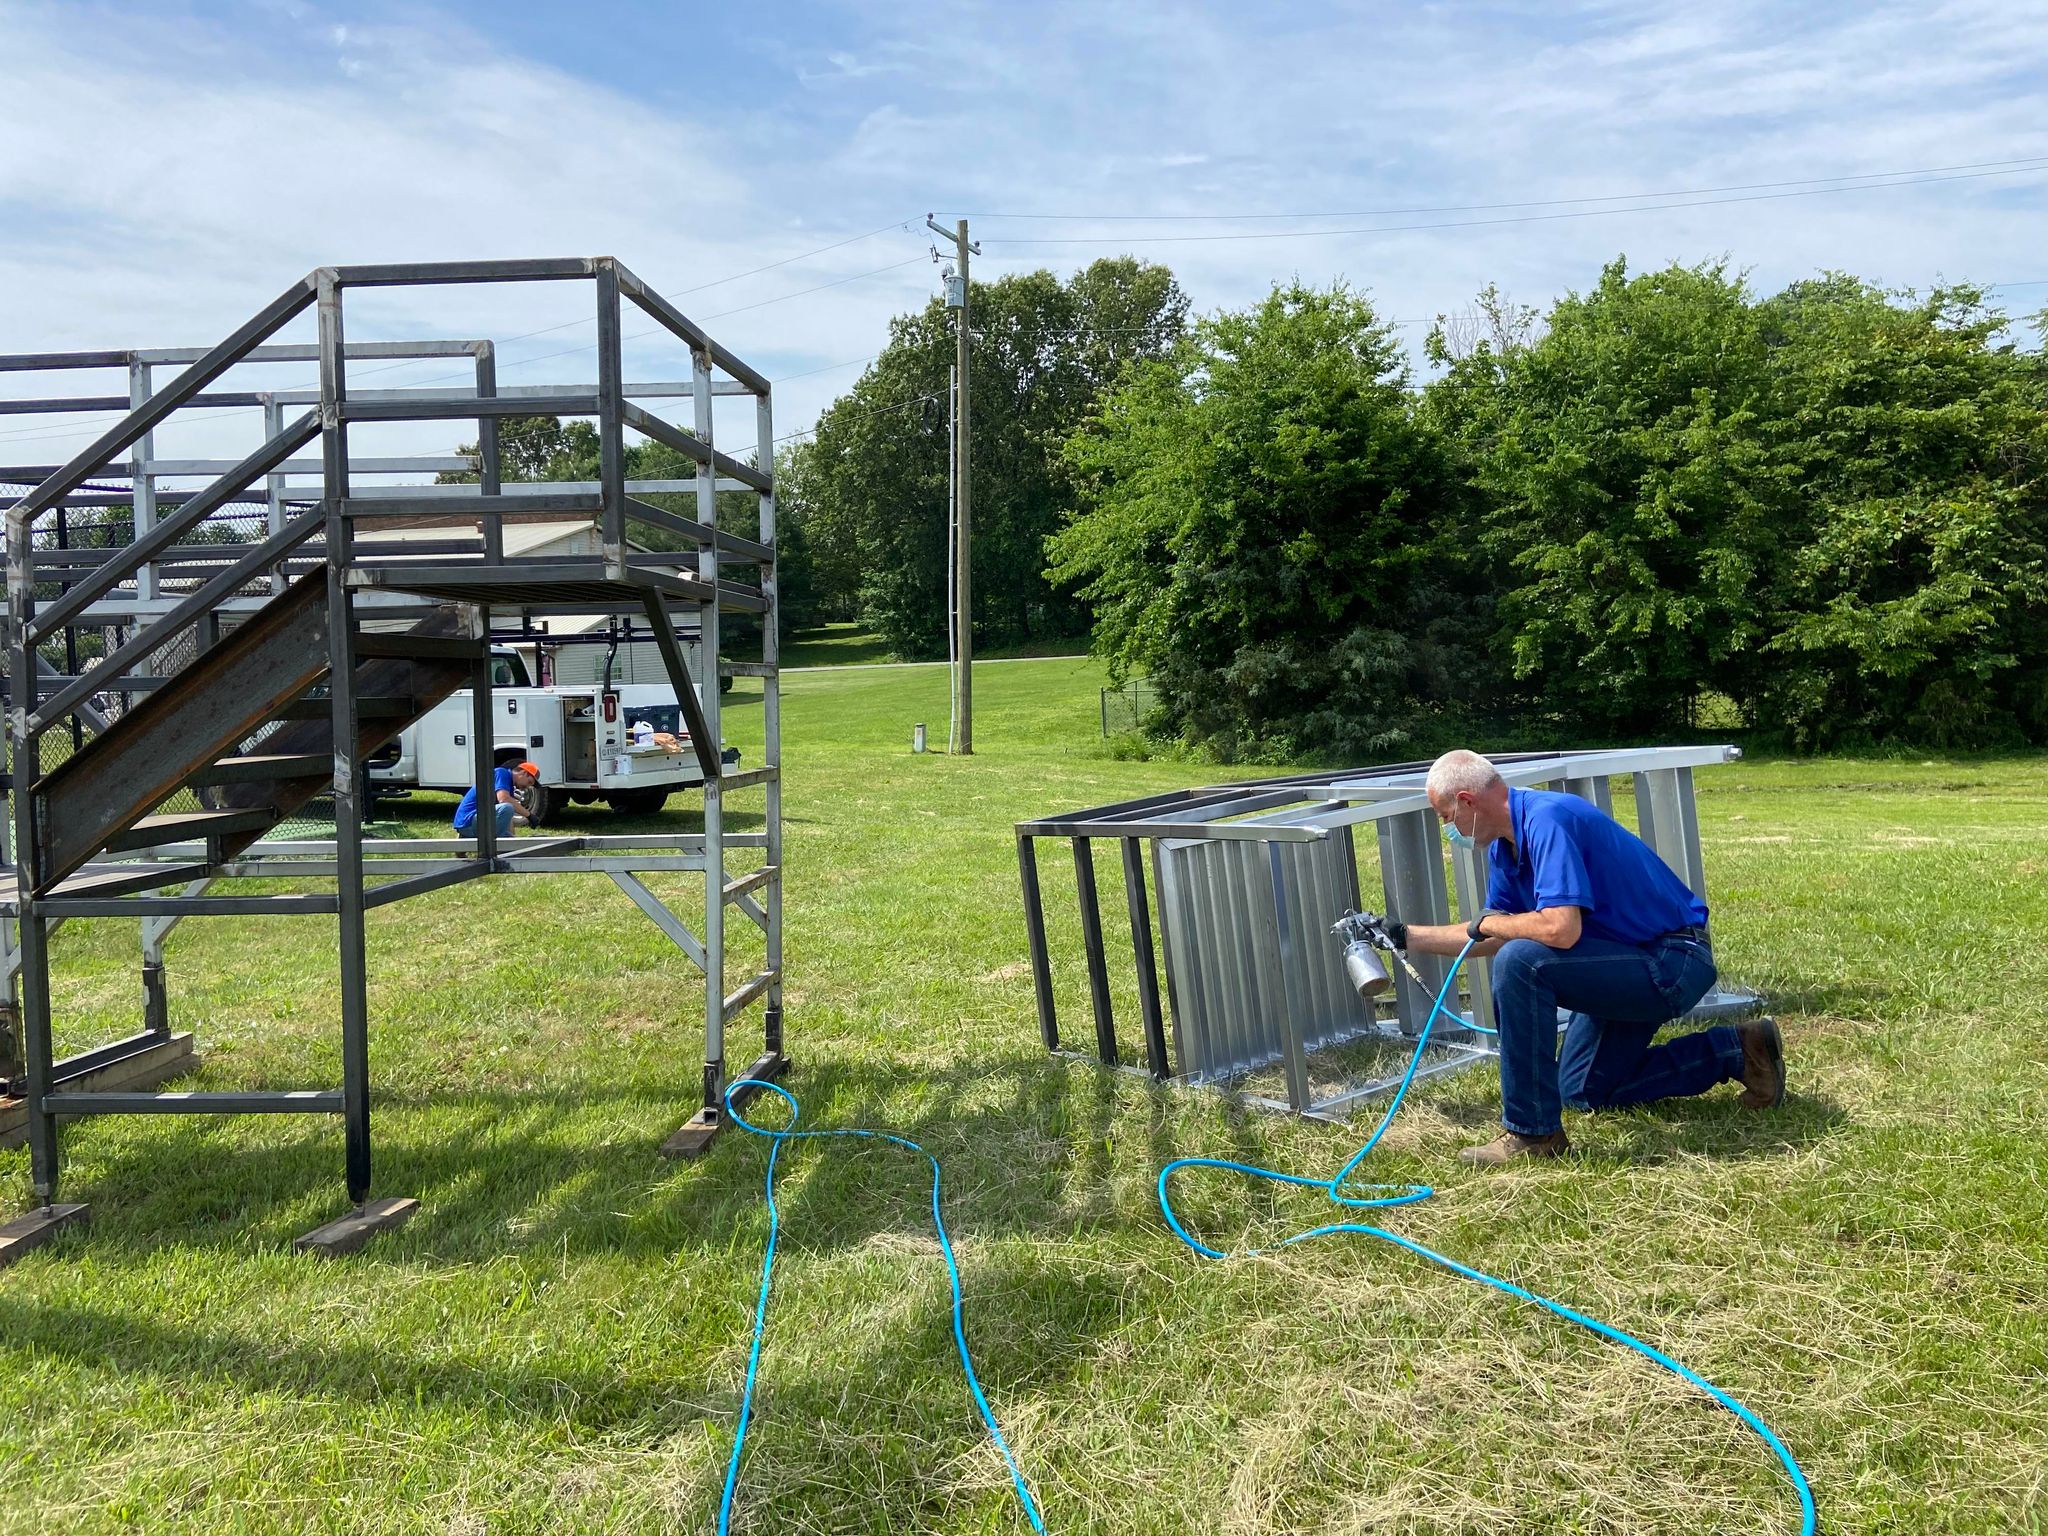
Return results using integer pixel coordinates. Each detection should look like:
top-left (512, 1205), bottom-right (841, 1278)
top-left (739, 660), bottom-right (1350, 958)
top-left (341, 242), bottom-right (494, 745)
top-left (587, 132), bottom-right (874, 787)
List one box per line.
top-left (453, 760), bottom-right (540, 839)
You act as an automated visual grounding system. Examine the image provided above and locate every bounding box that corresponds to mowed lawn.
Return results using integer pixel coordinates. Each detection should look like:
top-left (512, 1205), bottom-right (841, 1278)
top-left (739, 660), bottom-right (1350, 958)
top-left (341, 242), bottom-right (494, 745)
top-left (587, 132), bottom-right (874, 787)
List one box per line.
top-left (2, 657), bottom-right (2044, 1535)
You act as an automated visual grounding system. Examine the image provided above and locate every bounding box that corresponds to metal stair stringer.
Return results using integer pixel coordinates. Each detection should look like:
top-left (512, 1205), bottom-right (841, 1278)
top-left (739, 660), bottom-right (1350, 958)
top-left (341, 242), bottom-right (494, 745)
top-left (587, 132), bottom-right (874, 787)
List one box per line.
top-left (29, 572), bottom-right (334, 894)
top-left (200, 604), bottom-right (482, 859)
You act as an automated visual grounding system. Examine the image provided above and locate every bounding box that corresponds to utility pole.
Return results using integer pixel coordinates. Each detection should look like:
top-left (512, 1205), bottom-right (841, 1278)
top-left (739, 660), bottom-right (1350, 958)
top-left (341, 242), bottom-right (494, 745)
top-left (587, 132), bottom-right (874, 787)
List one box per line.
top-left (927, 214), bottom-right (977, 753)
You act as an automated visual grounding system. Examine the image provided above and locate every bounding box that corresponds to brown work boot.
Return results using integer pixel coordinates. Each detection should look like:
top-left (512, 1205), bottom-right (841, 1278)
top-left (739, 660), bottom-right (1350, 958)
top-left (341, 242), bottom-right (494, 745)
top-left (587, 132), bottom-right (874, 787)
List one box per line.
top-left (1458, 1129), bottom-right (1571, 1167)
top-left (1736, 1016), bottom-right (1786, 1109)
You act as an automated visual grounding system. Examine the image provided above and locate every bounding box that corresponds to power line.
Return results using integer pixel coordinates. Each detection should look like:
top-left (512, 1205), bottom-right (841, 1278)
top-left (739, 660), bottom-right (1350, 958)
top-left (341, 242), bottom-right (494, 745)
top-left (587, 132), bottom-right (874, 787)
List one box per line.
top-left (700, 257), bottom-right (928, 321)
top-left (949, 155), bottom-right (2048, 222)
top-left (772, 389), bottom-right (942, 445)
top-left (673, 219), bottom-right (916, 296)
top-left (768, 354), bottom-right (879, 384)
top-left (970, 161), bottom-right (2048, 246)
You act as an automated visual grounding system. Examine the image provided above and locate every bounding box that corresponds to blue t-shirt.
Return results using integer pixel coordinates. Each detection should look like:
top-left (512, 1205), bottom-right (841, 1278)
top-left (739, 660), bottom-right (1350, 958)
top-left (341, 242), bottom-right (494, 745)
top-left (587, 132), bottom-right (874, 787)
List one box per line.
top-left (453, 766), bottom-right (515, 832)
top-left (1483, 787), bottom-right (1708, 945)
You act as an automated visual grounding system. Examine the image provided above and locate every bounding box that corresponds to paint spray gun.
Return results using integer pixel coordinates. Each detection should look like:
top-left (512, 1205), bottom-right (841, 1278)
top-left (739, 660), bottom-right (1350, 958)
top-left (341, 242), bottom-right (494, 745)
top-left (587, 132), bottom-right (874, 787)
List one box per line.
top-left (1331, 909), bottom-right (1435, 1000)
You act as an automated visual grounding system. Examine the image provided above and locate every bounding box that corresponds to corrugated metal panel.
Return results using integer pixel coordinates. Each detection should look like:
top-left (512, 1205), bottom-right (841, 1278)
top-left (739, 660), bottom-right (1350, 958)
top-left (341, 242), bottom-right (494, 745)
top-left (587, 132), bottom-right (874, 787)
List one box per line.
top-left (1157, 832), bottom-right (1378, 1084)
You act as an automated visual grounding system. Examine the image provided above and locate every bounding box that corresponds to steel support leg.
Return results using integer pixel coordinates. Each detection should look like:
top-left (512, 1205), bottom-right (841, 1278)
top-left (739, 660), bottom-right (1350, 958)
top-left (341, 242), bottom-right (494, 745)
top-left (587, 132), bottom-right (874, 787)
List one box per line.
top-left (1017, 834), bottom-right (1059, 1051)
top-left (469, 643), bottom-right (497, 867)
top-left (1121, 837), bottom-right (1170, 1079)
top-left (1073, 838), bottom-right (1117, 1065)
top-left (141, 960), bottom-right (168, 1038)
top-left (18, 912), bottom-right (59, 1204)
top-left (755, 388), bottom-right (785, 1065)
top-left (319, 271), bottom-right (373, 1209)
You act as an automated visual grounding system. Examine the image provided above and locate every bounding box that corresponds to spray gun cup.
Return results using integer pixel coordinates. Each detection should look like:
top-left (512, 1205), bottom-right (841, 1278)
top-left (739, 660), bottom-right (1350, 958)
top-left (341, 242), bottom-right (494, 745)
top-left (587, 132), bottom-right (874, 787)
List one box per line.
top-left (1342, 939), bottom-right (1391, 999)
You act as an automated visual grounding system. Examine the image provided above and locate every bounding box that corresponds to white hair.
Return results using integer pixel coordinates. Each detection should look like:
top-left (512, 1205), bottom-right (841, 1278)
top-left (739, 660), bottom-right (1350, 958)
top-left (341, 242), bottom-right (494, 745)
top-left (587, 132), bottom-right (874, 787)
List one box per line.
top-left (1426, 749), bottom-right (1502, 804)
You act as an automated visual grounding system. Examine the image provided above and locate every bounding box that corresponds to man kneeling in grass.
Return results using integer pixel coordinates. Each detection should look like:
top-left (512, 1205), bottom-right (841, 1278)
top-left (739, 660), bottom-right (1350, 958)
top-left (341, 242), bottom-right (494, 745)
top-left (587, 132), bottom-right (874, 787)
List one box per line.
top-left (1371, 749), bottom-right (1785, 1166)
top-left (454, 759), bottom-right (539, 841)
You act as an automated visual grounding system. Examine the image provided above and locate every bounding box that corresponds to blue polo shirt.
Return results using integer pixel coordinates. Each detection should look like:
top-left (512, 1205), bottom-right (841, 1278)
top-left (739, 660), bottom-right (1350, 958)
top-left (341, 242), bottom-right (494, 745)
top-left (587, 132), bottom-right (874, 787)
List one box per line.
top-left (453, 766), bottom-right (515, 832)
top-left (1483, 787), bottom-right (1708, 945)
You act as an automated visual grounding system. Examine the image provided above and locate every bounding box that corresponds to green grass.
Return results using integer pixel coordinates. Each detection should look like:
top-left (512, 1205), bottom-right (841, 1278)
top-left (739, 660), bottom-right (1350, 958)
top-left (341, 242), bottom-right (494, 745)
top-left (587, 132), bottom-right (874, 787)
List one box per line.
top-left (3, 659), bottom-right (2046, 1534)
top-left (780, 621), bottom-right (1091, 669)
top-left (780, 622), bottom-right (897, 668)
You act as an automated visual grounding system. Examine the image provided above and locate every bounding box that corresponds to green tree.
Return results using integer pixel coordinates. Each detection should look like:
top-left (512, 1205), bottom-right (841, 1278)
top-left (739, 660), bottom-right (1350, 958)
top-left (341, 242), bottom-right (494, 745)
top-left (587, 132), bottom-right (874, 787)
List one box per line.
top-left (800, 258), bottom-right (1189, 658)
top-left (1755, 278), bottom-right (2048, 748)
top-left (772, 442), bottom-right (853, 633)
top-left (1428, 260), bottom-right (2048, 749)
top-left (1050, 281), bottom-right (1481, 760)
top-left (1425, 258), bottom-right (1789, 736)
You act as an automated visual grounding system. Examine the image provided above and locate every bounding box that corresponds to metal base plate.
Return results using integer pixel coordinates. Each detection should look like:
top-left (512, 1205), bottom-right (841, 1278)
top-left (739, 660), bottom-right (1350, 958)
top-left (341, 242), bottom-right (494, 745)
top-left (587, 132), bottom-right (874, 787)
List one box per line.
top-left (0, 1203), bottom-right (89, 1268)
top-left (660, 1050), bottom-right (790, 1158)
top-left (293, 1196), bottom-right (419, 1257)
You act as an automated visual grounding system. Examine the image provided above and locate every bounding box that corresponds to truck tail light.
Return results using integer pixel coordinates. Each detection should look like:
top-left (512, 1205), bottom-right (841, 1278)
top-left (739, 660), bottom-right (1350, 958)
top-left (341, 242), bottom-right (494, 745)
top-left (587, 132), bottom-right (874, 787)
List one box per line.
top-left (602, 692), bottom-right (618, 722)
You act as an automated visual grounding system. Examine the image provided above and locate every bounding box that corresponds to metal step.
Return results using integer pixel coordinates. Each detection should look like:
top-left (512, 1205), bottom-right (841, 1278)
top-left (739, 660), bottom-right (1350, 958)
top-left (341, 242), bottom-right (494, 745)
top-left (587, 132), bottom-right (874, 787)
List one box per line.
top-left (351, 631), bottom-right (486, 662)
top-left (32, 674), bottom-right (173, 695)
top-left (42, 862), bottom-right (211, 900)
top-left (103, 809), bottom-right (276, 854)
top-left (188, 752), bottom-right (331, 785)
top-left (346, 560), bottom-right (718, 612)
top-left (196, 605), bottom-right (477, 863)
top-left (272, 695), bottom-right (417, 721)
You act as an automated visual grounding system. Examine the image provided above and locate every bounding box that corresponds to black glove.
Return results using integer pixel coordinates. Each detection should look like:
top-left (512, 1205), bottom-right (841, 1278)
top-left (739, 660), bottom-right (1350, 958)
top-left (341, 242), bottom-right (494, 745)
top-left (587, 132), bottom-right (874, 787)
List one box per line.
top-left (1467, 909), bottom-right (1506, 943)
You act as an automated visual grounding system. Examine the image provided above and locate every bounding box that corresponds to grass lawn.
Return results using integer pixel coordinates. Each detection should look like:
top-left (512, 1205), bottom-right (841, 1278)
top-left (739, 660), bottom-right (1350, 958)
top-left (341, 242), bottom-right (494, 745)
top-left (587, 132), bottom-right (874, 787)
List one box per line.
top-left (780, 621), bottom-right (1090, 669)
top-left (3, 657), bottom-right (2044, 1534)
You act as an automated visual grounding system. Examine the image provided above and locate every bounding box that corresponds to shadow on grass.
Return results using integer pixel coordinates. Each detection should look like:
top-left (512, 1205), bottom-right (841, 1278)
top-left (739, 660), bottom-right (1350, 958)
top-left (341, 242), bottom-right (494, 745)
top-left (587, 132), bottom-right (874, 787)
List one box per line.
top-left (36, 1036), bottom-right (1845, 1270)
top-left (0, 1233), bottom-right (1121, 1469)
top-left (532, 803), bottom-right (768, 835)
top-left (1575, 1088), bottom-right (1848, 1165)
top-left (0, 1053), bottom-right (1165, 1461)
top-left (28, 1050), bottom-right (1159, 1261)
top-left (1, 1047), bottom-right (1855, 1474)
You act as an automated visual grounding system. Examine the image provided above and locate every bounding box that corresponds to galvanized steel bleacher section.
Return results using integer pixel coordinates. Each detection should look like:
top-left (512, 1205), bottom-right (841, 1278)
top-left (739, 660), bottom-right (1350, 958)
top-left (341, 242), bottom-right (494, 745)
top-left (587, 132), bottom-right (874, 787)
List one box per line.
top-left (0, 258), bottom-right (786, 1255)
top-left (1015, 747), bottom-right (1757, 1121)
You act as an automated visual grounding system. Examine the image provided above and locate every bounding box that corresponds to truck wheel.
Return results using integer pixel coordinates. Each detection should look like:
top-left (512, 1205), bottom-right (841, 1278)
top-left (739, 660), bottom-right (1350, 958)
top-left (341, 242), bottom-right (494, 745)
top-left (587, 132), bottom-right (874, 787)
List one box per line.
top-left (519, 783), bottom-right (552, 828)
top-left (605, 787), bottom-right (670, 816)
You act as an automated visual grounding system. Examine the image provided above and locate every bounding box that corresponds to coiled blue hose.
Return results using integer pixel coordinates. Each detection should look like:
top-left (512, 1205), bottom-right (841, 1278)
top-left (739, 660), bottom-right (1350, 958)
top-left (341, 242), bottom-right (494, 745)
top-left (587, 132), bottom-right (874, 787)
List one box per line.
top-left (1159, 940), bottom-right (1817, 1536)
top-left (719, 940), bottom-right (1815, 1535)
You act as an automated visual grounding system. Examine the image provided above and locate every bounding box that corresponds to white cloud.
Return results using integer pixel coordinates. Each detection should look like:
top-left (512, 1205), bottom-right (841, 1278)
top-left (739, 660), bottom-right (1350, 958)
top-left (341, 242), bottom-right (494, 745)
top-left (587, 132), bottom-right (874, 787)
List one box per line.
top-left (2, 0), bottom-right (2044, 476)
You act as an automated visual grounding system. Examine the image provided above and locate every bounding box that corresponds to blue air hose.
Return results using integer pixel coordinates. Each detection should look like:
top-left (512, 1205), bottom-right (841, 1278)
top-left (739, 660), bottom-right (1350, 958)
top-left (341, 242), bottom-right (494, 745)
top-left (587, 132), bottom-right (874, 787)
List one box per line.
top-left (719, 941), bottom-right (1816, 1535)
top-left (1159, 940), bottom-right (1817, 1536)
top-left (717, 1080), bottom-right (1049, 1536)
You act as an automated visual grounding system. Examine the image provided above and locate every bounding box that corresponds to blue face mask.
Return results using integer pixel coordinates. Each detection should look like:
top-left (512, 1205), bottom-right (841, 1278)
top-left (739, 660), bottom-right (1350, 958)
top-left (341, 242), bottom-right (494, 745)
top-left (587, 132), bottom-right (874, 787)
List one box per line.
top-left (1443, 803), bottom-right (1476, 851)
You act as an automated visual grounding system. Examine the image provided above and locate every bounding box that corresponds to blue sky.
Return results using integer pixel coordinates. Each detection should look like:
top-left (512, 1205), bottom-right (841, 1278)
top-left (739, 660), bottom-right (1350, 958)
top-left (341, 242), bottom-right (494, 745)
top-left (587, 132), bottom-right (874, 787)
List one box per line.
top-left (3, 0), bottom-right (2045, 465)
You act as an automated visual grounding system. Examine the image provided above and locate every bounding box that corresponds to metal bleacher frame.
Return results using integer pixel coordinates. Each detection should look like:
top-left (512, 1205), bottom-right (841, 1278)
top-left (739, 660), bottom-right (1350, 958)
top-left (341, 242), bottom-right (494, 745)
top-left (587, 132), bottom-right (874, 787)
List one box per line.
top-left (1016, 747), bottom-right (1758, 1122)
top-left (0, 258), bottom-right (786, 1255)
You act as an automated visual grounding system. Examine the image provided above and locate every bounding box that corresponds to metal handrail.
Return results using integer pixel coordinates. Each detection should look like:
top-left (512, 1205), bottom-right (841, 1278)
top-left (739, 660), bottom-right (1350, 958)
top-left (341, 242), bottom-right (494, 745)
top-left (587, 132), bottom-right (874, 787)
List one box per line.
top-left (5, 257), bottom-right (776, 747)
top-left (29, 510), bottom-right (325, 730)
top-left (27, 410), bottom-right (319, 645)
top-left (3, 273), bottom-right (319, 528)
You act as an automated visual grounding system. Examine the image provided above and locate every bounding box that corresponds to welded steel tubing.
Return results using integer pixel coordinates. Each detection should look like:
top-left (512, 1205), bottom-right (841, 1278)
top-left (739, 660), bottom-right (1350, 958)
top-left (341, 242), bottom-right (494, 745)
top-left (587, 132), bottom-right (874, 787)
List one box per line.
top-left (1072, 839), bottom-right (1118, 1066)
top-left (1121, 837), bottom-right (1169, 1079)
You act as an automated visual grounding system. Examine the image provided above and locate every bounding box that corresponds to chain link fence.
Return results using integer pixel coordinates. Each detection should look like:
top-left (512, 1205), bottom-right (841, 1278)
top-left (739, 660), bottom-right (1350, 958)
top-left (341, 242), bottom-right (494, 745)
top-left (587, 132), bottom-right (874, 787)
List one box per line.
top-left (1099, 677), bottom-right (1159, 737)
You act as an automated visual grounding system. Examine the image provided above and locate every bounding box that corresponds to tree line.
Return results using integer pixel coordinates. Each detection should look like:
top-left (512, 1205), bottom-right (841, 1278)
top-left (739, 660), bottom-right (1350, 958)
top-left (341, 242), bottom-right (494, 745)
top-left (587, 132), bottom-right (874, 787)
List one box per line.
top-left (466, 253), bottom-right (2048, 755)
top-left (1048, 259), bottom-right (2048, 755)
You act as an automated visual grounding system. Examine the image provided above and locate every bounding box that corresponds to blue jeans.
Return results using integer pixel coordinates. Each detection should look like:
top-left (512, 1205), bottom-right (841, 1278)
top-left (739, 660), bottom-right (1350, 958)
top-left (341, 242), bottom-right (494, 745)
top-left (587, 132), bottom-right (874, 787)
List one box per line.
top-left (1489, 932), bottom-right (1740, 1137)
top-left (457, 801), bottom-right (515, 839)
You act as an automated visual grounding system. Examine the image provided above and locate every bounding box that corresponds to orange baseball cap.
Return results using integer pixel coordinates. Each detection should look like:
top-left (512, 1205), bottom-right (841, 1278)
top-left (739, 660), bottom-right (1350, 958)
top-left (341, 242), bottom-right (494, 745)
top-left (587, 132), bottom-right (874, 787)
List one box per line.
top-left (516, 761), bottom-right (541, 777)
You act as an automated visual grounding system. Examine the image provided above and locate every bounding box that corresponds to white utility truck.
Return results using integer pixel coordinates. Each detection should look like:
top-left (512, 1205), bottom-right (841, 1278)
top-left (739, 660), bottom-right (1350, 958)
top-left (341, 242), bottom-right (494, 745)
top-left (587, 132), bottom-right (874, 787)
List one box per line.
top-left (367, 647), bottom-right (734, 821)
